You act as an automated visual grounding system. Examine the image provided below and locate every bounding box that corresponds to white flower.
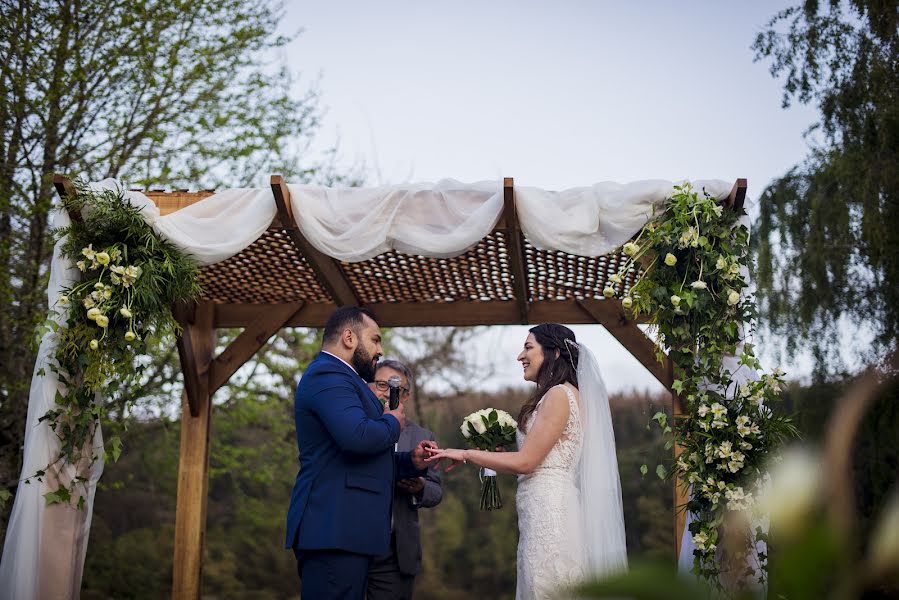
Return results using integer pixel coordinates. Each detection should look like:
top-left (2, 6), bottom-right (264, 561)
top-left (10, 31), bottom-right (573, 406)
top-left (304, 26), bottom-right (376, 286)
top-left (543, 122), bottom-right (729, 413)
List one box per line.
top-left (712, 204), bottom-right (724, 217)
top-left (103, 288), bottom-right (112, 299)
top-left (89, 339), bottom-right (99, 350)
top-left (111, 265), bottom-right (126, 275)
top-left (697, 404), bottom-right (709, 417)
top-left (471, 415), bottom-right (487, 435)
top-left (460, 421), bottom-right (472, 439)
top-left (670, 295), bottom-right (681, 307)
top-left (125, 265), bottom-right (141, 279)
top-left (725, 486), bottom-right (749, 510)
top-left (754, 447), bottom-right (821, 537)
top-left (81, 244), bottom-right (95, 259)
top-left (690, 280), bottom-right (707, 290)
top-left (621, 297), bottom-right (633, 309)
top-left (95, 314), bottom-right (109, 328)
top-left (687, 472), bottom-right (702, 484)
top-left (712, 419), bottom-right (728, 429)
top-left (622, 242), bottom-right (639, 256)
top-left (83, 297), bottom-right (95, 309)
top-left (739, 441), bottom-right (753, 450)
top-left (738, 424), bottom-right (752, 437)
top-left (692, 531), bottom-right (710, 551)
top-left (120, 307), bottom-right (133, 318)
top-left (76, 260), bottom-right (87, 272)
top-left (727, 290), bottom-right (740, 306)
top-left (716, 256), bottom-right (728, 270)
top-left (87, 307), bottom-right (101, 321)
top-left (58, 295), bottom-right (69, 306)
top-left (603, 287), bottom-right (615, 298)
top-left (609, 274), bottom-right (623, 284)
top-left (124, 330), bottom-right (136, 342)
top-left (664, 253), bottom-right (677, 266)
top-left (710, 403), bottom-right (727, 419)
top-left (717, 440), bottom-right (733, 459)
top-left (679, 227), bottom-right (699, 248)
top-left (95, 252), bottom-right (110, 266)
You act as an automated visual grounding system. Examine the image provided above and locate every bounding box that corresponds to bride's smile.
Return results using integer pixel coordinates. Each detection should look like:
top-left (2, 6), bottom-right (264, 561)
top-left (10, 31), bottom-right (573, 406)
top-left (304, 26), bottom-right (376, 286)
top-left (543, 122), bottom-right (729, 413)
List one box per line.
top-left (517, 334), bottom-right (545, 382)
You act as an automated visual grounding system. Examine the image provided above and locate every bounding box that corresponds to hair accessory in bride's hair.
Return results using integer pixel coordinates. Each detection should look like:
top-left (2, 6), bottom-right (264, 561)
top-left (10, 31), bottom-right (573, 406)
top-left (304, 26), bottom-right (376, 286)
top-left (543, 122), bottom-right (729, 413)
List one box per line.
top-left (562, 338), bottom-right (579, 372)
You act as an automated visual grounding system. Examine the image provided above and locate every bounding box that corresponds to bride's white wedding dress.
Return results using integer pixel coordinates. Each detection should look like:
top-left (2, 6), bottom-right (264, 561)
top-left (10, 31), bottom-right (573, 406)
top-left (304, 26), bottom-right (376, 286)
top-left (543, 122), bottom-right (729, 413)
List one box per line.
top-left (516, 384), bottom-right (585, 599)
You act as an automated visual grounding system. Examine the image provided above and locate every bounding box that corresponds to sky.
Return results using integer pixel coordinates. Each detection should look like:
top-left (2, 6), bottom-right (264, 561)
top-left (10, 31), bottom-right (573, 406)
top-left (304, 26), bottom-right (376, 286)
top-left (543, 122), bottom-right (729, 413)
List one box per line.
top-left (278, 1), bottom-right (818, 395)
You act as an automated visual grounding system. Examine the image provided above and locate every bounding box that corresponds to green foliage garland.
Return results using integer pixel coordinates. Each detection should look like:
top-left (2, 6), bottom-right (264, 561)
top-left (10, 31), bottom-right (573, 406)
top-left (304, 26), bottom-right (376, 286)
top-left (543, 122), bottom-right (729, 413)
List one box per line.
top-left (32, 182), bottom-right (200, 507)
top-left (605, 183), bottom-right (798, 589)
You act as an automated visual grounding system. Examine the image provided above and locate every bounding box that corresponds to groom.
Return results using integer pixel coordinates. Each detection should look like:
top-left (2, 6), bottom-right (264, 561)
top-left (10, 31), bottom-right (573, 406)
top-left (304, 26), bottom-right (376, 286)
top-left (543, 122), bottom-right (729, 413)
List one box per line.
top-left (285, 306), bottom-right (434, 599)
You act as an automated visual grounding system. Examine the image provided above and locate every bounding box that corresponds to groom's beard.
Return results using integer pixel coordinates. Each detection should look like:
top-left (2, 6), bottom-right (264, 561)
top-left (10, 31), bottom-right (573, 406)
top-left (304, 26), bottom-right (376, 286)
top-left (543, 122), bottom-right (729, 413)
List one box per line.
top-left (352, 346), bottom-right (378, 382)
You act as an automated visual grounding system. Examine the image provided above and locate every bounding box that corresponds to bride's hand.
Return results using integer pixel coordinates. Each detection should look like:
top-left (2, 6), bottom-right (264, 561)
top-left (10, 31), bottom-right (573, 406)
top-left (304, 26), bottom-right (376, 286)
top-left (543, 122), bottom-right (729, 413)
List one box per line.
top-left (424, 447), bottom-right (467, 472)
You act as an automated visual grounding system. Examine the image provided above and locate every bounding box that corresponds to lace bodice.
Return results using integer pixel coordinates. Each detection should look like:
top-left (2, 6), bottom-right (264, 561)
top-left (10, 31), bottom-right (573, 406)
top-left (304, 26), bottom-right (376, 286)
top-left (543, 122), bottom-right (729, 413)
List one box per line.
top-left (515, 384), bottom-right (586, 599)
top-left (516, 384), bottom-right (583, 480)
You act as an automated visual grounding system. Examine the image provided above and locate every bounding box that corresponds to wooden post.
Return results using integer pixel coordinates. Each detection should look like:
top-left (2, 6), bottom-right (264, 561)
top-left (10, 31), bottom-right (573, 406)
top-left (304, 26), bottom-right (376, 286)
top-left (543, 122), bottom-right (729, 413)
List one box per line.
top-left (502, 177), bottom-right (530, 324)
top-left (172, 301), bottom-right (216, 599)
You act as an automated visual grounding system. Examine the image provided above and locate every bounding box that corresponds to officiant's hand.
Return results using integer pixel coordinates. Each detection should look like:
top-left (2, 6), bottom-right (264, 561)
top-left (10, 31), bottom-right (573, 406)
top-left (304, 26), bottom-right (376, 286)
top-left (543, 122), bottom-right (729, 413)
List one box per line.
top-left (384, 400), bottom-right (406, 431)
top-left (396, 477), bottom-right (424, 495)
top-left (411, 439), bottom-right (438, 471)
top-left (424, 447), bottom-right (467, 472)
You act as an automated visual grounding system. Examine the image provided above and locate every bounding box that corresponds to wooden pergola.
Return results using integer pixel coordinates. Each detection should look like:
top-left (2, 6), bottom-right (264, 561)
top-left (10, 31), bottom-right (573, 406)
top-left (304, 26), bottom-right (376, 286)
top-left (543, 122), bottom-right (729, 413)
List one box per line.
top-left (55, 174), bottom-right (747, 599)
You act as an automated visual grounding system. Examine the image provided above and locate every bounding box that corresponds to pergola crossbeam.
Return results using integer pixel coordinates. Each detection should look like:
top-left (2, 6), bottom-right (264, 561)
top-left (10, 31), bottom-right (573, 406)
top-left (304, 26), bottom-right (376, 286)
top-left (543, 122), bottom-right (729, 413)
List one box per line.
top-left (270, 175), bottom-right (359, 306)
top-left (575, 299), bottom-right (673, 390)
top-left (208, 301), bottom-right (305, 393)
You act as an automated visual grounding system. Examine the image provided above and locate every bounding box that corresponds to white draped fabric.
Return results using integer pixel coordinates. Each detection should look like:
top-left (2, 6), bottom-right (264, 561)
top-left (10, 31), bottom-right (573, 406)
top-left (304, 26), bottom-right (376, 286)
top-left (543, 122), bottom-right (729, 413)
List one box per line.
top-left (1, 177), bottom-right (736, 599)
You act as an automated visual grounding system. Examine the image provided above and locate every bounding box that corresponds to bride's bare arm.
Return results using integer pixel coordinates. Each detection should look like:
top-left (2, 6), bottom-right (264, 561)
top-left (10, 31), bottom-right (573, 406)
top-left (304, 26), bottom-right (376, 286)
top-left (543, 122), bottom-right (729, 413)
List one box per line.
top-left (427, 387), bottom-right (571, 475)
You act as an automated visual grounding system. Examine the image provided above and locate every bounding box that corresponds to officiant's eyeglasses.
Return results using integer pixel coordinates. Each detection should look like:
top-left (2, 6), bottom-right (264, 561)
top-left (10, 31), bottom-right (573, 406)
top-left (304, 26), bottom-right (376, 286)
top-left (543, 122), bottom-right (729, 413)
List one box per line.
top-left (373, 380), bottom-right (410, 396)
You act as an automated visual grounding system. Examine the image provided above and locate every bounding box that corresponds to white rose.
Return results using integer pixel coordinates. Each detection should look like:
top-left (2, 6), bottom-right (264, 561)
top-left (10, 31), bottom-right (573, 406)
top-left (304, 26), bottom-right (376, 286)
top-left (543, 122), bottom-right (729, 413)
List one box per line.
top-left (609, 274), bottom-right (622, 284)
top-left (95, 314), bottom-right (109, 328)
top-left (124, 330), bottom-right (136, 342)
top-left (95, 252), bottom-right (110, 266)
top-left (622, 242), bottom-right (638, 256)
top-left (664, 253), bottom-right (677, 266)
top-left (89, 339), bottom-right (99, 350)
top-left (670, 295), bottom-right (681, 307)
top-left (471, 415), bottom-right (487, 435)
top-left (603, 287), bottom-right (615, 298)
top-left (87, 307), bottom-right (101, 321)
top-left (460, 420), bottom-right (472, 439)
top-left (727, 290), bottom-right (740, 306)
top-left (622, 297), bottom-right (633, 309)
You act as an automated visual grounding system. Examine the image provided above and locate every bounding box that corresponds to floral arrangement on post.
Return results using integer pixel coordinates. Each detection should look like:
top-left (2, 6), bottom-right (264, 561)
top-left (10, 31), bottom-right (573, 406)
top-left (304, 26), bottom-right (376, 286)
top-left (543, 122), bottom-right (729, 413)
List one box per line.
top-left (460, 408), bottom-right (518, 510)
top-left (604, 183), bottom-right (797, 589)
top-left (31, 181), bottom-right (200, 507)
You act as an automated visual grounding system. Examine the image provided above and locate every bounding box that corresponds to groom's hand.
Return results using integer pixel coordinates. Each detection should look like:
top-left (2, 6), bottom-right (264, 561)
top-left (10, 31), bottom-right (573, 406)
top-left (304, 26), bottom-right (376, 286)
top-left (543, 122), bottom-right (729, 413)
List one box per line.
top-left (384, 400), bottom-right (406, 431)
top-left (411, 439), bottom-right (437, 471)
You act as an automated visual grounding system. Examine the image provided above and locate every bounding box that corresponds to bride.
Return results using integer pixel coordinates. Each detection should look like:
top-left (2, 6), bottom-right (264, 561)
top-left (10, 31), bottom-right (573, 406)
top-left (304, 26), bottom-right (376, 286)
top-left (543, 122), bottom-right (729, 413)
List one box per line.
top-left (426, 324), bottom-right (628, 599)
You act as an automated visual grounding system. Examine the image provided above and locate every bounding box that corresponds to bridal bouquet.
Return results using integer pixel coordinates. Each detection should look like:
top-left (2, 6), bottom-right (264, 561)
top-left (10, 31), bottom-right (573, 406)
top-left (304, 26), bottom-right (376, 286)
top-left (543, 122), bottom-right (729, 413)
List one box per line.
top-left (461, 408), bottom-right (517, 510)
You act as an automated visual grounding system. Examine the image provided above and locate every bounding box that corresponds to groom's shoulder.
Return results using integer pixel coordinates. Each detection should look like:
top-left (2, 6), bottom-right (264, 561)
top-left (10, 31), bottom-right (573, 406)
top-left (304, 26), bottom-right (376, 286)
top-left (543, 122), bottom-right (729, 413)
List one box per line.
top-left (300, 353), bottom-right (356, 387)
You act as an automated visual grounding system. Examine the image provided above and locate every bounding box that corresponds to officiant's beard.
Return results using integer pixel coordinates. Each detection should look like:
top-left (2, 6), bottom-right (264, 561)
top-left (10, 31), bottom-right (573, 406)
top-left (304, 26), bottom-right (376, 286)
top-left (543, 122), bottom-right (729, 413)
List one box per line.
top-left (352, 346), bottom-right (378, 382)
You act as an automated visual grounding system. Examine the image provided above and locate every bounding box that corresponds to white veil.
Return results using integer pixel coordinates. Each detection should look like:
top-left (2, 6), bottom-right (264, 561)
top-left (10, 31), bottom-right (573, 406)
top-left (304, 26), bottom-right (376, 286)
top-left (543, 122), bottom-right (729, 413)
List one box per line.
top-left (576, 342), bottom-right (628, 577)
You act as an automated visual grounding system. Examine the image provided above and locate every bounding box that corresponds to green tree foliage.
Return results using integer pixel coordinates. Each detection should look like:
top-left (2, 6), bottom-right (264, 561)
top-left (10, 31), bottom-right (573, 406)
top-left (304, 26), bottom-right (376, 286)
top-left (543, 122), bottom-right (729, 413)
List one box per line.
top-left (0, 0), bottom-right (357, 528)
top-left (751, 1), bottom-right (898, 374)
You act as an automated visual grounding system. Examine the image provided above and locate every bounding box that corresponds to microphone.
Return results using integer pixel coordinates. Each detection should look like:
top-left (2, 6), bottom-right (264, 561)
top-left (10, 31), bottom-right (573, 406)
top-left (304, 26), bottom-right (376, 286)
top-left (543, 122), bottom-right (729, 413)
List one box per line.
top-left (387, 375), bottom-right (402, 410)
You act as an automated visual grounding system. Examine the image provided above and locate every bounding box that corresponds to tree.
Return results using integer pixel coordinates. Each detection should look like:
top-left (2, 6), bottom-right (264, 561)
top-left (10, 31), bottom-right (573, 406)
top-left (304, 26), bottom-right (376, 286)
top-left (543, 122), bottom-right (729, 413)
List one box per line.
top-left (0, 0), bottom-right (357, 530)
top-left (751, 1), bottom-right (898, 376)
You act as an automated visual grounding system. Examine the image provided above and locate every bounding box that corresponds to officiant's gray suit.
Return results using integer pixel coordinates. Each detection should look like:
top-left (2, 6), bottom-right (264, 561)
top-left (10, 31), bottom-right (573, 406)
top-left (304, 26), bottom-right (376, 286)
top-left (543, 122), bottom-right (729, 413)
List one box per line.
top-left (367, 420), bottom-right (442, 600)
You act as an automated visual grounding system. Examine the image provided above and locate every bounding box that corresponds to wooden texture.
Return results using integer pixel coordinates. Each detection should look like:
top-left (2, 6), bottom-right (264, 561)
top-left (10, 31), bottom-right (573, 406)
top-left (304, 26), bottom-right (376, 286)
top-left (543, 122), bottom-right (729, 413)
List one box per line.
top-left (503, 178), bottom-right (530, 324)
top-left (270, 175), bottom-right (359, 306)
top-left (172, 302), bottom-right (216, 600)
top-left (53, 175), bottom-right (81, 222)
top-left (208, 301), bottom-right (305, 394)
top-left (574, 299), bottom-right (673, 389)
top-left (725, 178), bottom-right (748, 212)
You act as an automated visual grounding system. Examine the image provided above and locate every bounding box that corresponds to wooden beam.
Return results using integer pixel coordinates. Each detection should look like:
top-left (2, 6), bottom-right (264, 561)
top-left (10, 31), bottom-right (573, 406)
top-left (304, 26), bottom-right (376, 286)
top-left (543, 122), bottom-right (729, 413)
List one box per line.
top-left (172, 301), bottom-right (216, 600)
top-left (208, 301), bottom-right (305, 393)
top-left (575, 299), bottom-right (673, 390)
top-left (270, 175), bottom-right (359, 306)
top-left (503, 178), bottom-right (530, 324)
top-left (52, 174), bottom-right (82, 222)
top-left (725, 178), bottom-right (748, 212)
top-left (211, 298), bottom-right (653, 329)
top-left (174, 302), bottom-right (204, 418)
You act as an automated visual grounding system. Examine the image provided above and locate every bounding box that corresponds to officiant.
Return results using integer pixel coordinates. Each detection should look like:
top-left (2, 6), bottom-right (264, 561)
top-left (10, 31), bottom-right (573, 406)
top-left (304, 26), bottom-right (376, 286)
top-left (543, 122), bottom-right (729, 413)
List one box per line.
top-left (366, 360), bottom-right (443, 600)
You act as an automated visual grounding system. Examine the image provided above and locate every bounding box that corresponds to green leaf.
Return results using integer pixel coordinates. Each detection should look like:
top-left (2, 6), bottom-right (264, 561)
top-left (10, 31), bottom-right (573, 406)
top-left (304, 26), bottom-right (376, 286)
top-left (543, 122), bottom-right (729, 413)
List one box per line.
top-left (656, 464), bottom-right (668, 480)
top-left (44, 487), bottom-right (72, 506)
top-left (109, 436), bottom-right (123, 462)
top-left (639, 464), bottom-right (648, 477)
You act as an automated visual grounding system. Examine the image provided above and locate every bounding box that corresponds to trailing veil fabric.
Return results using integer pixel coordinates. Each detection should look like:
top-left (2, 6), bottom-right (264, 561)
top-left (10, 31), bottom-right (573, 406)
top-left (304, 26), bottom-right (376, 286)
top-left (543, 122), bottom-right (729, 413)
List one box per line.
top-left (576, 343), bottom-right (629, 577)
top-left (1, 176), bottom-right (735, 598)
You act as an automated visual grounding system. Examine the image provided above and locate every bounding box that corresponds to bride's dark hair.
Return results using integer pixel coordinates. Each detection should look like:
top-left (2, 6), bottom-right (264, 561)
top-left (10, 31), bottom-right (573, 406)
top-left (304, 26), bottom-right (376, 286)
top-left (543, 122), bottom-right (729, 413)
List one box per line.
top-left (518, 323), bottom-right (579, 431)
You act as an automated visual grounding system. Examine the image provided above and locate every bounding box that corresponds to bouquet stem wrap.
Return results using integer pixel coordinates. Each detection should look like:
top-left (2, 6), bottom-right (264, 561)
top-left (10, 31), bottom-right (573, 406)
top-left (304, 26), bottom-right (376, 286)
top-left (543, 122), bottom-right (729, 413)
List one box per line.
top-left (479, 468), bottom-right (501, 510)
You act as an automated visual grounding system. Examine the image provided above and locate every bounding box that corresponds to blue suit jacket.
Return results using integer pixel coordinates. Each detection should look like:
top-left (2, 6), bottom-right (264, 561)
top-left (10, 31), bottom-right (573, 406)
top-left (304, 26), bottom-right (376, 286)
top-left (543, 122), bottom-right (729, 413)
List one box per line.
top-left (285, 352), bottom-right (424, 555)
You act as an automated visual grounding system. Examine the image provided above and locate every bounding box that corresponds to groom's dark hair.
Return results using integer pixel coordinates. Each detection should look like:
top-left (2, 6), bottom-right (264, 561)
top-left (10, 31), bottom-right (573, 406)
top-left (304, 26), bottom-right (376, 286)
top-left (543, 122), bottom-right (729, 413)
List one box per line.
top-left (322, 306), bottom-right (378, 345)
